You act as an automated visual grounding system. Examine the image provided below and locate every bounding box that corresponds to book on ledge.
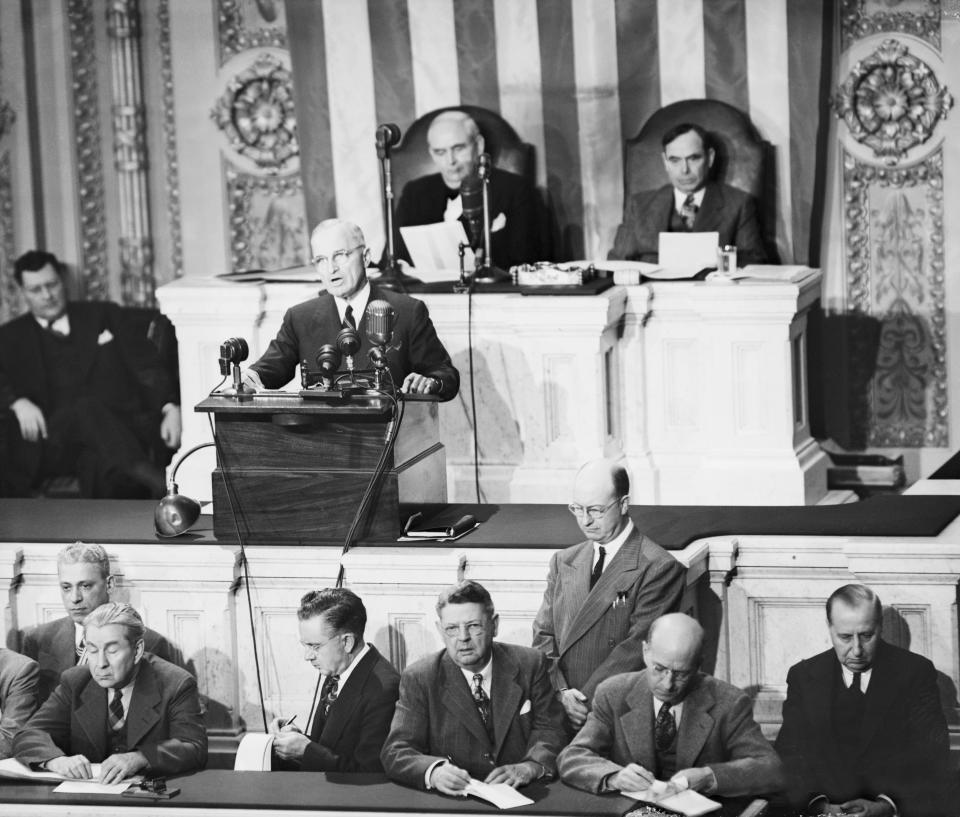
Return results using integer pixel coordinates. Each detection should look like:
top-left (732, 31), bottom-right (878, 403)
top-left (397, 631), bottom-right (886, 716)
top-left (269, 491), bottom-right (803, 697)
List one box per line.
top-left (400, 512), bottom-right (478, 542)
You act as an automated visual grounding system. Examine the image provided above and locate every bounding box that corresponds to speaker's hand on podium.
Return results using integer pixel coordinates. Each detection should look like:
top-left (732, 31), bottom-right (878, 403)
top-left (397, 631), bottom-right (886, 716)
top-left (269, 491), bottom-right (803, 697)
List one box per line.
top-left (402, 372), bottom-right (439, 395)
top-left (241, 368), bottom-right (264, 392)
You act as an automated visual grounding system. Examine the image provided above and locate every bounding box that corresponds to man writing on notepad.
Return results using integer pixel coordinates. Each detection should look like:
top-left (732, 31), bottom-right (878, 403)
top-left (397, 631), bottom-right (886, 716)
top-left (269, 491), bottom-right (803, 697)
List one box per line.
top-left (609, 123), bottom-right (766, 265)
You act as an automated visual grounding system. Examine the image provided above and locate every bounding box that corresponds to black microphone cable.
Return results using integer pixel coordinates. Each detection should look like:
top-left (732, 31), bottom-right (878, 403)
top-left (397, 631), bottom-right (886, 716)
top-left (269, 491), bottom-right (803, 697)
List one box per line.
top-left (467, 287), bottom-right (481, 503)
top-left (206, 412), bottom-right (268, 732)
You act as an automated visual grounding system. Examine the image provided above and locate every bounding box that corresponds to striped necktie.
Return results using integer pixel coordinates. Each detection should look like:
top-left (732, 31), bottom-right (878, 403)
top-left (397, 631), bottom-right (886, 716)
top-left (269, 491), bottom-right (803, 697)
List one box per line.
top-left (108, 688), bottom-right (125, 730)
top-left (680, 193), bottom-right (698, 230)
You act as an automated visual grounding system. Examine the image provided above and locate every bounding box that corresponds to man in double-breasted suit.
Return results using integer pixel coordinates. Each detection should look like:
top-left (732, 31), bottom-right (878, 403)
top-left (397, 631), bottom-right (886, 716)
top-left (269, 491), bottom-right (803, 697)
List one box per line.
top-left (0, 250), bottom-right (180, 497)
top-left (608, 123), bottom-right (766, 265)
top-left (21, 542), bottom-right (180, 706)
top-left (558, 613), bottom-right (782, 798)
top-left (245, 219), bottom-right (459, 401)
top-left (0, 648), bottom-right (39, 758)
top-left (775, 584), bottom-right (956, 817)
top-left (381, 580), bottom-right (566, 795)
top-left (14, 602), bottom-right (206, 782)
top-left (533, 458), bottom-right (687, 730)
top-left (269, 588), bottom-right (400, 772)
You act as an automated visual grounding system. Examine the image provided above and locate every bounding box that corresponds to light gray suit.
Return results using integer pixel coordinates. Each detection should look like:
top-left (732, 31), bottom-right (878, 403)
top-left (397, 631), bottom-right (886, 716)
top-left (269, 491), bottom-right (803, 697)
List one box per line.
top-left (0, 649), bottom-right (39, 758)
top-left (381, 641), bottom-right (566, 787)
top-left (532, 526), bottom-right (686, 699)
top-left (558, 670), bottom-right (783, 797)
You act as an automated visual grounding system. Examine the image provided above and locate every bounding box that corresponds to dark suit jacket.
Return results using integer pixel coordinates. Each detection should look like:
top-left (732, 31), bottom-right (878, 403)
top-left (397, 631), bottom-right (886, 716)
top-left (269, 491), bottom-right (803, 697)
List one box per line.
top-left (558, 670), bottom-right (783, 797)
top-left (297, 645), bottom-right (399, 772)
top-left (393, 168), bottom-right (540, 269)
top-left (22, 616), bottom-right (181, 706)
top-left (13, 653), bottom-right (207, 776)
top-left (775, 641), bottom-right (955, 816)
top-left (609, 182), bottom-right (766, 265)
top-left (0, 648), bottom-right (39, 758)
top-left (249, 285), bottom-right (459, 401)
top-left (532, 526), bottom-right (686, 699)
top-left (381, 641), bottom-right (566, 787)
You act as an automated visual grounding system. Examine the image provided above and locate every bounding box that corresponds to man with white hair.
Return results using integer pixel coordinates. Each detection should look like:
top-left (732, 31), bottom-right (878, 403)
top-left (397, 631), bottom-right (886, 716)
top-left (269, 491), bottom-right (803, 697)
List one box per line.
top-left (245, 218), bottom-right (459, 400)
top-left (392, 109), bottom-right (540, 269)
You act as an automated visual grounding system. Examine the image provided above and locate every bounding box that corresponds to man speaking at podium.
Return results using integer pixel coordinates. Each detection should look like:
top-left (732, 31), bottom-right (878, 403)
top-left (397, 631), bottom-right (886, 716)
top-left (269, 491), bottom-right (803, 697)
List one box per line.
top-left (243, 219), bottom-right (459, 400)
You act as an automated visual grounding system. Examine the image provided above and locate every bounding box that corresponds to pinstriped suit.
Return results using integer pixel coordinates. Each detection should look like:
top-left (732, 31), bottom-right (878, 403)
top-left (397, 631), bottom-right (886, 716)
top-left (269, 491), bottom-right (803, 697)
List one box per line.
top-left (532, 526), bottom-right (686, 700)
top-left (380, 641), bottom-right (566, 787)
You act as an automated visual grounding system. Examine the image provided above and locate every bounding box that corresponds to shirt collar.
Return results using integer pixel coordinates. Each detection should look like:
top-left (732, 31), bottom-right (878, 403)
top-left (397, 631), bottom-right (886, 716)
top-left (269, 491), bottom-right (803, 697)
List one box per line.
top-left (653, 694), bottom-right (684, 725)
top-left (333, 281), bottom-right (371, 327)
top-left (594, 518), bottom-right (635, 564)
top-left (35, 313), bottom-right (70, 336)
top-left (840, 663), bottom-right (872, 692)
top-left (325, 642), bottom-right (370, 691)
top-left (673, 186), bottom-right (707, 211)
top-left (74, 622), bottom-right (84, 649)
top-left (459, 655), bottom-right (493, 694)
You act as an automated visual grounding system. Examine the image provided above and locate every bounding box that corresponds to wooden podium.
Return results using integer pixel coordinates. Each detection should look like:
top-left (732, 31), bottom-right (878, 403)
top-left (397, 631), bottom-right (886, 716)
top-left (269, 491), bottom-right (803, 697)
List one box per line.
top-left (196, 395), bottom-right (446, 544)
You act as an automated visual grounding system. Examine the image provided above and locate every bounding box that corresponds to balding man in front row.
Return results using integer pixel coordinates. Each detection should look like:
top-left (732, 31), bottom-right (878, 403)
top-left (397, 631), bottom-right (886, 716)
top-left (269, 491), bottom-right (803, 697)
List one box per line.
top-left (533, 458), bottom-right (687, 731)
top-left (776, 584), bottom-right (956, 817)
top-left (558, 613), bottom-right (783, 799)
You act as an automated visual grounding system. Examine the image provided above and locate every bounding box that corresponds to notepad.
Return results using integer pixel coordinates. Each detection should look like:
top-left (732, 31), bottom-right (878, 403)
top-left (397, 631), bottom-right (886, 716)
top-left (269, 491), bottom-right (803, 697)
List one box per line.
top-left (400, 221), bottom-right (475, 280)
top-left (658, 231), bottom-right (719, 272)
top-left (233, 732), bottom-right (275, 771)
top-left (464, 779), bottom-right (534, 809)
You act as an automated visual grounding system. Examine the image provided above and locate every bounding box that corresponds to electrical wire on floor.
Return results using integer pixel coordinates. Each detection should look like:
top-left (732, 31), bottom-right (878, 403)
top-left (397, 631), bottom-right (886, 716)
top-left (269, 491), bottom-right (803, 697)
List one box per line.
top-left (467, 287), bottom-right (482, 504)
top-left (206, 413), bottom-right (268, 732)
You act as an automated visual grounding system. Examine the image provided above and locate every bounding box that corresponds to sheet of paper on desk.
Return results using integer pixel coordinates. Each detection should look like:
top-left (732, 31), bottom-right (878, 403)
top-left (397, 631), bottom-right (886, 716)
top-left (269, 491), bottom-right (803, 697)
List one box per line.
top-left (233, 732), bottom-right (275, 770)
top-left (658, 231), bottom-right (719, 271)
top-left (464, 779), bottom-right (534, 809)
top-left (400, 221), bottom-right (475, 282)
top-left (54, 779), bottom-right (131, 795)
top-left (623, 786), bottom-right (721, 816)
top-left (0, 757), bottom-right (102, 782)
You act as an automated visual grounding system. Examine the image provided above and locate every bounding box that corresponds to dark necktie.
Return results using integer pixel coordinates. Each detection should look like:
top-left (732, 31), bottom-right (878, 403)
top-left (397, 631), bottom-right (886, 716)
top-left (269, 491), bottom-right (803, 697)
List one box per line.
top-left (472, 673), bottom-right (495, 742)
top-left (108, 688), bottom-right (125, 731)
top-left (850, 671), bottom-right (862, 697)
top-left (680, 193), bottom-right (698, 230)
top-left (320, 674), bottom-right (339, 718)
top-left (75, 638), bottom-right (85, 664)
top-left (590, 545), bottom-right (606, 590)
top-left (655, 702), bottom-right (676, 751)
top-left (343, 304), bottom-right (356, 330)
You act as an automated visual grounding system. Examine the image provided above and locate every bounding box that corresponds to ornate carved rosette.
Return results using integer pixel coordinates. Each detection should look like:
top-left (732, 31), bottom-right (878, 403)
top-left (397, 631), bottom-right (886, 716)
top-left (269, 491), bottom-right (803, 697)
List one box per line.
top-left (217, 0), bottom-right (287, 65)
top-left (225, 164), bottom-right (308, 273)
top-left (211, 52), bottom-right (299, 172)
top-left (840, 0), bottom-right (941, 51)
top-left (158, 0), bottom-right (183, 280)
top-left (842, 147), bottom-right (948, 447)
top-left (834, 38), bottom-right (953, 165)
top-left (68, 0), bottom-right (109, 301)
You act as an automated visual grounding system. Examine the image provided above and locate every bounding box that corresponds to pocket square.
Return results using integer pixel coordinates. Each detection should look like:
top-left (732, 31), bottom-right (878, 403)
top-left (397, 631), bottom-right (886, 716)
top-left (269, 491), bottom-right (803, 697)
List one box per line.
top-left (491, 212), bottom-right (507, 233)
top-left (97, 329), bottom-right (114, 345)
top-left (519, 699), bottom-right (532, 715)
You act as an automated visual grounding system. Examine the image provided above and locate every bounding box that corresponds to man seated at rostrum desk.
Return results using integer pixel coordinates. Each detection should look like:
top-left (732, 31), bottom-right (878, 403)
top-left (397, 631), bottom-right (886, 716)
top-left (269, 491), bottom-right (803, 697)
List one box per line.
top-left (243, 218), bottom-right (459, 400)
top-left (269, 588), bottom-right (400, 772)
top-left (0, 648), bottom-right (39, 759)
top-left (14, 602), bottom-right (207, 783)
top-left (0, 250), bottom-right (181, 498)
top-left (558, 612), bottom-right (783, 800)
top-left (608, 122), bottom-right (767, 265)
top-left (381, 580), bottom-right (566, 795)
top-left (390, 110), bottom-right (541, 270)
top-left (775, 583), bottom-right (957, 817)
top-left (21, 541), bottom-right (182, 706)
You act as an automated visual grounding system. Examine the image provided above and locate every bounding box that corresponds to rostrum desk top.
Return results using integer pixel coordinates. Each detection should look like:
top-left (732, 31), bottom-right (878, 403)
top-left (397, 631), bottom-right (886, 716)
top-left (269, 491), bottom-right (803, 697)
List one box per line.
top-left (0, 769), bottom-right (766, 817)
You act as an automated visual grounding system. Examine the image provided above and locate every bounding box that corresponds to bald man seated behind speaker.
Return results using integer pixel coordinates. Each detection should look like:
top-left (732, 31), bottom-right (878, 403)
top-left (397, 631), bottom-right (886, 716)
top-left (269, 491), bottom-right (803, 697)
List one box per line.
top-left (391, 110), bottom-right (540, 269)
top-left (609, 122), bottom-right (767, 265)
top-left (243, 218), bottom-right (459, 400)
top-left (558, 613), bottom-right (783, 799)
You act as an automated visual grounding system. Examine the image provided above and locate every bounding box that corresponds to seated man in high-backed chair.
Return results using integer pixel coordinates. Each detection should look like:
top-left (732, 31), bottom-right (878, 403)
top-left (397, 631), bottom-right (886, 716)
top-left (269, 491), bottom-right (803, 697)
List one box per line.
top-left (609, 123), bottom-right (766, 265)
top-left (392, 110), bottom-right (540, 269)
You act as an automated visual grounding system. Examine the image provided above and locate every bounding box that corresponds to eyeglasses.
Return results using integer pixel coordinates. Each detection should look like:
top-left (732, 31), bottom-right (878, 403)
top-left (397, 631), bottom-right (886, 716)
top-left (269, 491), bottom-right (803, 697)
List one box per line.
top-left (301, 634), bottom-right (343, 654)
top-left (649, 662), bottom-right (694, 684)
top-left (311, 245), bottom-right (365, 268)
top-left (567, 497), bottom-right (622, 520)
top-left (441, 622), bottom-right (486, 639)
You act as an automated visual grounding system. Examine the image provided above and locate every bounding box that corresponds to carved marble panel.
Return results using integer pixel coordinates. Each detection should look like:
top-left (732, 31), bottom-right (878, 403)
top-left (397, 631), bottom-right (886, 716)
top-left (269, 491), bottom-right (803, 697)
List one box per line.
top-left (0, 152), bottom-right (16, 326)
top-left (224, 165), bottom-right (308, 273)
top-left (842, 148), bottom-right (948, 446)
top-left (217, 0), bottom-right (287, 65)
top-left (158, 0), bottom-right (183, 279)
top-left (841, 0), bottom-right (942, 51)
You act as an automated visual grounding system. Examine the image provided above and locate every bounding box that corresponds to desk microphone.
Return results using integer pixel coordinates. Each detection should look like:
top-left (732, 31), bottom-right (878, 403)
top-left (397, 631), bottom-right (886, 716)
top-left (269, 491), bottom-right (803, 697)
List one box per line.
top-left (376, 123), bottom-right (401, 159)
top-left (366, 300), bottom-right (395, 347)
top-left (460, 175), bottom-right (485, 251)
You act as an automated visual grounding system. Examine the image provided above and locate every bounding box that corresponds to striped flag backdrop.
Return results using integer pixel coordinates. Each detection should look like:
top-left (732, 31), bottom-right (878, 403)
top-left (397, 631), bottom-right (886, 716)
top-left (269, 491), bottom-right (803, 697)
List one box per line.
top-left (285, 0), bottom-right (833, 266)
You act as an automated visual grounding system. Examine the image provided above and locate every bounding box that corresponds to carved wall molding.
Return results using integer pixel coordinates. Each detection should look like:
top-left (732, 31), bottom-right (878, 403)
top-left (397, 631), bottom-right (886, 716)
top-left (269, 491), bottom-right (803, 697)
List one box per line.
top-left (158, 0), bottom-right (183, 280)
top-left (212, 51), bottom-right (299, 173)
top-left (0, 100), bottom-right (14, 142)
top-left (217, 0), bottom-right (287, 65)
top-left (841, 0), bottom-right (941, 51)
top-left (842, 147), bottom-right (948, 447)
top-left (67, 0), bottom-right (109, 301)
top-left (224, 163), bottom-right (308, 273)
top-left (834, 38), bottom-right (952, 165)
top-left (0, 153), bottom-right (16, 326)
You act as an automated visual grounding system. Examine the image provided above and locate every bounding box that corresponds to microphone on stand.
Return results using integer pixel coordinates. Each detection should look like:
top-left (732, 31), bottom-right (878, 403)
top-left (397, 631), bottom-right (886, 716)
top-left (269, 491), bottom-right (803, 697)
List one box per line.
top-left (473, 153), bottom-right (509, 283)
top-left (366, 299), bottom-right (396, 390)
top-left (375, 122), bottom-right (417, 292)
top-left (337, 325), bottom-right (361, 383)
top-left (460, 175), bottom-right (485, 261)
top-left (375, 123), bottom-right (401, 159)
top-left (218, 337), bottom-right (251, 396)
top-left (315, 344), bottom-right (341, 390)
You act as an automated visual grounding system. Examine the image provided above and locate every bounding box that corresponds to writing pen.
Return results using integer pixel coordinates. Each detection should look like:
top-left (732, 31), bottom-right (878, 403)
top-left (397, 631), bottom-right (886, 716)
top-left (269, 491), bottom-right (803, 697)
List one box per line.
top-left (279, 714), bottom-right (298, 729)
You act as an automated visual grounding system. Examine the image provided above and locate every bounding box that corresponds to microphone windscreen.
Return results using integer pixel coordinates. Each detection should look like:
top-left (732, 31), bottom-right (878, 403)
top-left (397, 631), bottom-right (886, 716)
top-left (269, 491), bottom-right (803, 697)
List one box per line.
top-left (366, 299), bottom-right (396, 347)
top-left (316, 343), bottom-right (341, 376)
top-left (460, 176), bottom-right (483, 217)
top-left (377, 123), bottom-right (401, 148)
top-left (336, 325), bottom-right (361, 357)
